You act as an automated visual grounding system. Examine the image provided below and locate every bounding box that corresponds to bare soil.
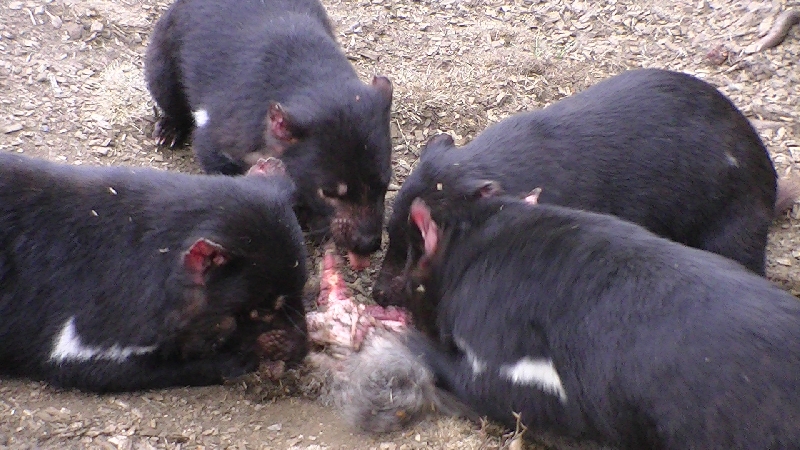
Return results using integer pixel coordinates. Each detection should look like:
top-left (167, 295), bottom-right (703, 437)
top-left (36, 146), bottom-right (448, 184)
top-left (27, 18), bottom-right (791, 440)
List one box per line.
top-left (1, 0), bottom-right (799, 448)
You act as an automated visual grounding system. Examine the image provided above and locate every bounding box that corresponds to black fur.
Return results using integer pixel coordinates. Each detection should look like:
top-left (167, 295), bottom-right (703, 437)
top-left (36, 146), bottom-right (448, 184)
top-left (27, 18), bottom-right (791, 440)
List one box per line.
top-left (0, 153), bottom-right (308, 393)
top-left (374, 68), bottom-right (778, 306)
top-left (145, 0), bottom-right (393, 259)
top-left (404, 180), bottom-right (800, 449)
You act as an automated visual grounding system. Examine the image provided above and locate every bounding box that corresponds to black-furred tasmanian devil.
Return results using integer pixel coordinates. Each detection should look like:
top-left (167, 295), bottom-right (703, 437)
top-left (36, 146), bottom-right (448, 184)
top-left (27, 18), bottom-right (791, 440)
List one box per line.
top-left (145, 0), bottom-right (394, 270)
top-left (374, 68), bottom-right (796, 306)
top-left (0, 154), bottom-right (308, 393)
top-left (401, 177), bottom-right (800, 449)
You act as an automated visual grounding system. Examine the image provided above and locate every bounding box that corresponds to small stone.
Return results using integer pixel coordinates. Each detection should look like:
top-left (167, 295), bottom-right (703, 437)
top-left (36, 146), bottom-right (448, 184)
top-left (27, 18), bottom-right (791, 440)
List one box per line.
top-left (285, 436), bottom-right (303, 446)
top-left (8, 2), bottom-right (23, 10)
top-left (89, 20), bottom-right (103, 33)
top-left (64, 22), bottom-right (82, 40)
top-left (266, 424), bottom-right (282, 432)
top-left (2, 123), bottom-right (23, 134)
top-left (358, 49), bottom-right (380, 60)
top-left (48, 13), bottom-right (62, 29)
top-left (776, 257), bottom-right (792, 267)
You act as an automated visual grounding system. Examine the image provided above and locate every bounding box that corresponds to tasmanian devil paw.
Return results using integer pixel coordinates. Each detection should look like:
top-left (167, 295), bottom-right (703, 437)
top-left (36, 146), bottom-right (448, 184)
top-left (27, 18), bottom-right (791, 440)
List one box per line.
top-left (153, 116), bottom-right (190, 148)
top-left (218, 352), bottom-right (260, 380)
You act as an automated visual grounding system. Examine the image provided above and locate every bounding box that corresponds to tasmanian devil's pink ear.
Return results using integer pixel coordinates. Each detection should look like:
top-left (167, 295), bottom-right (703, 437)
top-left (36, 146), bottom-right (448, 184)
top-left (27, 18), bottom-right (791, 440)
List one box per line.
top-left (246, 157), bottom-right (287, 177)
top-left (473, 180), bottom-right (503, 199)
top-left (183, 238), bottom-right (229, 285)
top-left (410, 198), bottom-right (439, 258)
top-left (371, 75), bottom-right (393, 101)
top-left (265, 103), bottom-right (299, 152)
top-left (524, 187), bottom-right (543, 205)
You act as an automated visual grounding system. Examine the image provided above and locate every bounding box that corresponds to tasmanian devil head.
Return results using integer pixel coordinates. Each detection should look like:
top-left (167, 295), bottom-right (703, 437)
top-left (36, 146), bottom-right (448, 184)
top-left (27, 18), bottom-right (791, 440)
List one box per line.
top-left (400, 176), bottom-right (541, 336)
top-left (373, 133), bottom-right (468, 308)
top-left (169, 159), bottom-right (310, 366)
top-left (382, 169), bottom-right (508, 334)
top-left (257, 76), bottom-right (394, 271)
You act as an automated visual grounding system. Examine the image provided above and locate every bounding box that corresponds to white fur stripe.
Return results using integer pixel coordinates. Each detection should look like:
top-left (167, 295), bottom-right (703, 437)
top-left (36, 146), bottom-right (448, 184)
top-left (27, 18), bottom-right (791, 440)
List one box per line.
top-left (725, 151), bottom-right (739, 167)
top-left (501, 357), bottom-right (567, 402)
top-left (49, 316), bottom-right (158, 363)
top-left (454, 336), bottom-right (486, 375)
top-left (193, 109), bottom-right (209, 127)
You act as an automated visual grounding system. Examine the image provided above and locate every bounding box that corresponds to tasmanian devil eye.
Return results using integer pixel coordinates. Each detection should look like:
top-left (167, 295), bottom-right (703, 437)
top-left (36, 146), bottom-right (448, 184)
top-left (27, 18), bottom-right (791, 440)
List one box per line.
top-left (318, 183), bottom-right (348, 199)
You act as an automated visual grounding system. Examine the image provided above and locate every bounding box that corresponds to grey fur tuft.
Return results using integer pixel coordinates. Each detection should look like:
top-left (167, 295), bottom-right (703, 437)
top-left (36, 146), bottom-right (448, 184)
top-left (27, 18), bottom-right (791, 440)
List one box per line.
top-left (311, 330), bottom-right (479, 434)
top-left (331, 331), bottom-right (439, 433)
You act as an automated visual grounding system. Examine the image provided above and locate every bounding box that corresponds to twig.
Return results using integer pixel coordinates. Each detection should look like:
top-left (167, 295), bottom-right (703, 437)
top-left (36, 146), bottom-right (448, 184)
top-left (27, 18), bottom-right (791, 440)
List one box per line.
top-left (752, 9), bottom-right (800, 52)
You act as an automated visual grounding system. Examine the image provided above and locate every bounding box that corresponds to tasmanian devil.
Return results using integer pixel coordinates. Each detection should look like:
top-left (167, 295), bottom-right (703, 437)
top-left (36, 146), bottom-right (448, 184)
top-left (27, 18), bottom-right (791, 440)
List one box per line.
top-left (389, 177), bottom-right (800, 449)
top-left (374, 68), bottom-right (794, 306)
top-left (0, 154), bottom-right (308, 393)
top-left (145, 0), bottom-right (394, 270)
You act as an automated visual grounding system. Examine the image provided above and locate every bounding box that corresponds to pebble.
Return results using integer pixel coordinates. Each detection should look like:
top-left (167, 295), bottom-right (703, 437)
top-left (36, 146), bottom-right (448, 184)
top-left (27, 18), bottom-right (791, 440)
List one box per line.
top-left (90, 20), bottom-right (103, 33)
top-left (64, 22), bottom-right (82, 40)
top-left (2, 123), bottom-right (23, 134)
top-left (48, 13), bottom-right (62, 29)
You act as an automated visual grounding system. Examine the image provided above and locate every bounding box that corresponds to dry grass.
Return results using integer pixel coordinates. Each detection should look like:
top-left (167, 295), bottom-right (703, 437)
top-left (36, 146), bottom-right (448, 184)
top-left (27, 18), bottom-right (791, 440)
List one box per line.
top-left (81, 59), bottom-right (150, 127)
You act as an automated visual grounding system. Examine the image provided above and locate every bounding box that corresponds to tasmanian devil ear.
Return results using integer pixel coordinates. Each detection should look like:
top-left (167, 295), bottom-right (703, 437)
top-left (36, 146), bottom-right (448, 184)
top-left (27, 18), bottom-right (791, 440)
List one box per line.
top-left (524, 187), bottom-right (543, 205)
top-left (246, 157), bottom-right (287, 177)
top-left (473, 180), bottom-right (503, 198)
top-left (419, 133), bottom-right (455, 159)
top-left (183, 238), bottom-right (229, 285)
top-left (371, 75), bottom-right (393, 102)
top-left (409, 198), bottom-right (439, 258)
top-left (424, 133), bottom-right (455, 152)
top-left (265, 102), bottom-right (299, 155)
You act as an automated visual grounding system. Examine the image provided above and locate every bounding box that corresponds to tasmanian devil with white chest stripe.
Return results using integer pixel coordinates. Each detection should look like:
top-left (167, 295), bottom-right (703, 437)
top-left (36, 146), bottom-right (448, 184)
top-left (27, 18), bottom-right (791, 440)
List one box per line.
top-left (0, 154), bottom-right (308, 393)
top-left (394, 176), bottom-right (800, 449)
top-left (144, 0), bottom-right (394, 270)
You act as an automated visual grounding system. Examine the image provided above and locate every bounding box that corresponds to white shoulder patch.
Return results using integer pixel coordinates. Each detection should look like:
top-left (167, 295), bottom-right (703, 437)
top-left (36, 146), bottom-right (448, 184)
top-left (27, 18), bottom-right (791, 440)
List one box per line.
top-left (501, 357), bottom-right (568, 403)
top-left (193, 109), bottom-right (209, 127)
top-left (49, 316), bottom-right (158, 363)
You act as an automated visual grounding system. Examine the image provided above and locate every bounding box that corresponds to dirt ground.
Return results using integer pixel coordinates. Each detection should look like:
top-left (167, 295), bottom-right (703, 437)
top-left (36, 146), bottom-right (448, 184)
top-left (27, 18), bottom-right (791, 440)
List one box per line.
top-left (1, 0), bottom-right (799, 448)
